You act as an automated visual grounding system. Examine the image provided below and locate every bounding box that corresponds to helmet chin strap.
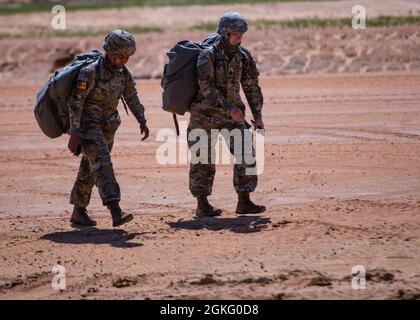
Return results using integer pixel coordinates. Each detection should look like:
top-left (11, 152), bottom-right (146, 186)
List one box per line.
top-left (105, 53), bottom-right (122, 71)
top-left (226, 33), bottom-right (240, 47)
top-left (220, 35), bottom-right (239, 61)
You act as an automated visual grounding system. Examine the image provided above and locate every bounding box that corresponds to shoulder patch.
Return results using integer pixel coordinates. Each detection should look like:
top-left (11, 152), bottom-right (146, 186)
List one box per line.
top-left (77, 81), bottom-right (87, 90)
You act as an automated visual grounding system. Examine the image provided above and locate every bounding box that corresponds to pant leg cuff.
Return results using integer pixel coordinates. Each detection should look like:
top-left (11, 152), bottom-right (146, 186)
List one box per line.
top-left (102, 198), bottom-right (121, 206)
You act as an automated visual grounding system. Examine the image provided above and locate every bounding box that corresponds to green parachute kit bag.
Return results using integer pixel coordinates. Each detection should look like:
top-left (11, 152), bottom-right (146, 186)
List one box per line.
top-left (34, 50), bottom-right (102, 138)
top-left (161, 34), bottom-right (220, 134)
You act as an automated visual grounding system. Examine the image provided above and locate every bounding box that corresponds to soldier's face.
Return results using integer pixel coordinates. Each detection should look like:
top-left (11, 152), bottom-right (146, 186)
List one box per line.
top-left (114, 54), bottom-right (129, 68)
top-left (107, 52), bottom-right (129, 69)
top-left (229, 32), bottom-right (243, 46)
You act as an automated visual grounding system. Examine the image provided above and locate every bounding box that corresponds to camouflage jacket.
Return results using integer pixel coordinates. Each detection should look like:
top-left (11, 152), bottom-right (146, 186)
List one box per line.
top-left (68, 54), bottom-right (145, 133)
top-left (192, 40), bottom-right (263, 120)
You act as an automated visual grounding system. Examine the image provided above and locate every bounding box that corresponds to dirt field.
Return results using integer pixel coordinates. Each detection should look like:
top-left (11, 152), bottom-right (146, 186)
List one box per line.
top-left (0, 1), bottom-right (420, 300)
top-left (0, 73), bottom-right (419, 299)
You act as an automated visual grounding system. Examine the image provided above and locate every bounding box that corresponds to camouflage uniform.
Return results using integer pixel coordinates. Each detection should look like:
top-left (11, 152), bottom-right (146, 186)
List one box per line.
top-left (69, 54), bottom-right (145, 207)
top-left (188, 29), bottom-right (263, 197)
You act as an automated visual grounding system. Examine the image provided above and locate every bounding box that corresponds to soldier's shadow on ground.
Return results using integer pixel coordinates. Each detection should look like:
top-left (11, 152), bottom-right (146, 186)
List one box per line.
top-left (168, 215), bottom-right (271, 234)
top-left (40, 227), bottom-right (144, 248)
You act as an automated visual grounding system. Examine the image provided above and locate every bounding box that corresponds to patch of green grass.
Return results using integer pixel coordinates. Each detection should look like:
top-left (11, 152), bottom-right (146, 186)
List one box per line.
top-left (254, 15), bottom-right (420, 29)
top-left (3, 14), bottom-right (419, 40)
top-left (254, 18), bottom-right (350, 29)
top-left (124, 26), bottom-right (164, 34)
top-left (0, 0), bottom-right (319, 16)
top-left (189, 15), bottom-right (420, 33)
top-left (189, 22), bottom-right (217, 32)
top-left (188, 18), bottom-right (350, 32)
top-left (0, 32), bottom-right (11, 40)
top-left (51, 30), bottom-right (109, 38)
top-left (0, 25), bottom-right (163, 39)
top-left (52, 26), bottom-right (163, 37)
top-left (367, 15), bottom-right (420, 27)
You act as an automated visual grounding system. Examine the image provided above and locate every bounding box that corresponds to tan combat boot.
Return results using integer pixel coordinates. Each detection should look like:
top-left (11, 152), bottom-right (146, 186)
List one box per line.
top-left (107, 201), bottom-right (134, 227)
top-left (235, 191), bottom-right (266, 214)
top-left (195, 196), bottom-right (222, 218)
top-left (70, 206), bottom-right (97, 226)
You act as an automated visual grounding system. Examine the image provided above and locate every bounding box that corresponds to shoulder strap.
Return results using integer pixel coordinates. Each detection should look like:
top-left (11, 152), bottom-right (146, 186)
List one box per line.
top-left (120, 66), bottom-right (130, 116)
top-left (203, 44), bottom-right (219, 71)
top-left (93, 58), bottom-right (101, 87)
top-left (239, 46), bottom-right (250, 60)
top-left (121, 96), bottom-right (129, 116)
top-left (173, 113), bottom-right (179, 136)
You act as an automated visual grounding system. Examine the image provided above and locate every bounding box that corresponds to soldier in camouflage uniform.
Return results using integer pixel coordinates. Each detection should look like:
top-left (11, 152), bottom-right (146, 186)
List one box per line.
top-left (67, 30), bottom-right (149, 227)
top-left (189, 12), bottom-right (266, 217)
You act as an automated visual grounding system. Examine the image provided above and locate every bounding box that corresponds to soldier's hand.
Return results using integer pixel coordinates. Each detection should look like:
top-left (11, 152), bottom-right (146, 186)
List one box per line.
top-left (139, 119), bottom-right (149, 141)
top-left (229, 107), bottom-right (245, 123)
top-left (68, 133), bottom-right (82, 156)
top-left (252, 117), bottom-right (265, 130)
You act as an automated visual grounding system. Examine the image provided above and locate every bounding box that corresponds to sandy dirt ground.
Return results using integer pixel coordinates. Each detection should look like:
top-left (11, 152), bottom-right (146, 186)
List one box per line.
top-left (0, 73), bottom-right (419, 300)
top-left (0, 1), bottom-right (420, 300)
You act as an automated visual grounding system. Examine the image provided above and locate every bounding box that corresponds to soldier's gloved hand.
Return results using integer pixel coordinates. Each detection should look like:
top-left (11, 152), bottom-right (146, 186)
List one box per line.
top-left (229, 107), bottom-right (245, 123)
top-left (252, 117), bottom-right (265, 130)
top-left (139, 118), bottom-right (149, 141)
top-left (68, 133), bottom-right (82, 156)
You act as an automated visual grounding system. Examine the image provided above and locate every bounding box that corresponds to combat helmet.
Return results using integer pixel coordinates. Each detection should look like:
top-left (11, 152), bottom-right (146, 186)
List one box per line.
top-left (216, 12), bottom-right (248, 38)
top-left (103, 29), bottom-right (136, 57)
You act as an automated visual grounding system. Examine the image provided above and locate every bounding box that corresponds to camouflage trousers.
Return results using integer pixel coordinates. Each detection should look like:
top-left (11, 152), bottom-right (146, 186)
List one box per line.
top-left (70, 116), bottom-right (121, 207)
top-left (187, 112), bottom-right (258, 197)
